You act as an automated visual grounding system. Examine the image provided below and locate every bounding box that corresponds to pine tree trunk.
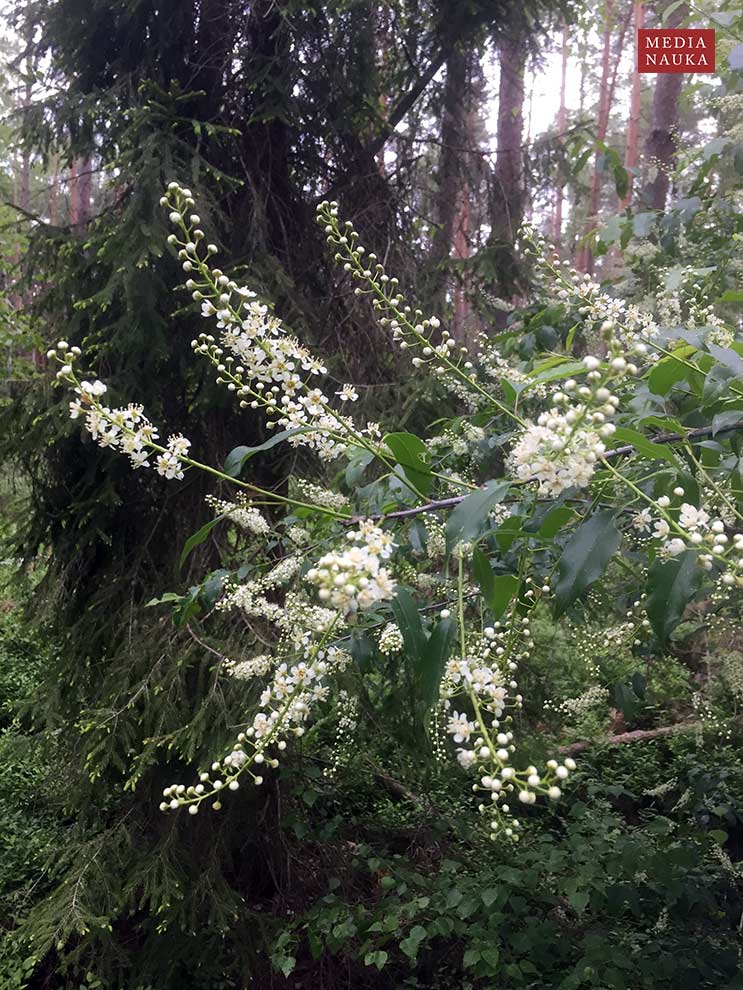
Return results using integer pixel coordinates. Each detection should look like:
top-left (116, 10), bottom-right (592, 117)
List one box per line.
top-left (553, 25), bottom-right (569, 243)
top-left (577, 0), bottom-right (614, 273)
top-left (620, 1), bottom-right (645, 209)
top-left (430, 45), bottom-right (469, 312)
top-left (492, 34), bottom-right (526, 245)
top-left (644, 4), bottom-right (686, 210)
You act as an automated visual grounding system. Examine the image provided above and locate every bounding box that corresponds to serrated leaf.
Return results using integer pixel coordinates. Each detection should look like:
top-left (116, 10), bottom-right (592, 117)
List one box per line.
top-left (554, 511), bottom-right (621, 615)
top-left (446, 480), bottom-right (510, 549)
top-left (384, 432), bottom-right (433, 495)
top-left (646, 551), bottom-right (703, 641)
top-left (610, 426), bottom-right (679, 465)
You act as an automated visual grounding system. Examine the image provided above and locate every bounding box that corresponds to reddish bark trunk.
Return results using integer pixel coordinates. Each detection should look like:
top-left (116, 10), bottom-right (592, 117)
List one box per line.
top-left (553, 25), bottom-right (569, 243)
top-left (644, 4), bottom-right (686, 210)
top-left (492, 35), bottom-right (526, 243)
top-left (620, 1), bottom-right (645, 209)
top-left (577, 0), bottom-right (618, 272)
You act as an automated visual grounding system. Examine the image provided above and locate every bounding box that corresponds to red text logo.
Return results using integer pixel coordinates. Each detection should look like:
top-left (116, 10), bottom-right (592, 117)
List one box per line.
top-left (638, 29), bottom-right (715, 73)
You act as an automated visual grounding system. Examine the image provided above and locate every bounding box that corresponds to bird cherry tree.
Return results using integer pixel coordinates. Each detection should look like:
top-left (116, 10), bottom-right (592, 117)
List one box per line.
top-left (49, 181), bottom-right (743, 841)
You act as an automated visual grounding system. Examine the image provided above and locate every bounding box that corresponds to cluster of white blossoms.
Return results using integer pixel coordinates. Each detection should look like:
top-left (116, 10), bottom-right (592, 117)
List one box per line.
top-left (50, 342), bottom-right (192, 480)
top-left (307, 521), bottom-right (396, 618)
top-left (224, 654), bottom-right (273, 680)
top-left (509, 354), bottom-right (631, 496)
top-left (635, 488), bottom-right (743, 586)
top-left (323, 689), bottom-right (360, 779)
top-left (205, 494), bottom-right (270, 535)
top-left (293, 479), bottom-right (349, 512)
top-left (378, 621), bottom-right (404, 655)
top-left (161, 183), bottom-right (381, 462)
top-left (162, 637), bottom-right (351, 815)
top-left (438, 609), bottom-right (571, 840)
top-left (315, 201), bottom-right (510, 418)
top-left (544, 684), bottom-right (610, 723)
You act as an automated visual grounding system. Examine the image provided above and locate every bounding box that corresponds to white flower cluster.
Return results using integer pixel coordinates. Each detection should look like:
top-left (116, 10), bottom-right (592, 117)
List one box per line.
top-left (639, 489), bottom-right (743, 586)
top-left (220, 573), bottom-right (337, 651)
top-left (162, 639), bottom-right (351, 815)
top-left (509, 355), bottom-right (629, 496)
top-left (50, 342), bottom-right (192, 480)
top-left (294, 479), bottom-right (349, 512)
top-left (323, 689), bottom-right (360, 779)
top-left (437, 607), bottom-right (569, 839)
top-left (545, 684), bottom-right (610, 723)
top-left (205, 494), bottom-right (270, 535)
top-left (224, 654), bottom-right (273, 680)
top-left (162, 184), bottom-right (380, 461)
top-left (307, 521), bottom-right (396, 617)
top-left (378, 621), bottom-right (404, 655)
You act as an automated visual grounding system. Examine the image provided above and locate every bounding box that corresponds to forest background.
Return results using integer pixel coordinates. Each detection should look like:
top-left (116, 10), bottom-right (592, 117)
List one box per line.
top-left (0, 0), bottom-right (743, 988)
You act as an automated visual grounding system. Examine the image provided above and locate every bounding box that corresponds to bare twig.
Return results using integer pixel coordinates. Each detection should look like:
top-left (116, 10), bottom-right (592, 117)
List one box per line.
top-left (357, 420), bottom-right (743, 524)
top-left (560, 716), bottom-right (743, 755)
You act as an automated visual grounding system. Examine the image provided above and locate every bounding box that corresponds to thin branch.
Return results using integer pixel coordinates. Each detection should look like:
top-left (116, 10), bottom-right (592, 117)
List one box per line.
top-left (358, 420), bottom-right (743, 524)
top-left (560, 715), bottom-right (743, 755)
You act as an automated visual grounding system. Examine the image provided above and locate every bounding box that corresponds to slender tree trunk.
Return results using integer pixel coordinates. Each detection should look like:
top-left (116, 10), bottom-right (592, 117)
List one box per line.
top-left (577, 0), bottom-right (614, 272)
top-left (620, 1), bottom-right (645, 209)
top-left (49, 152), bottom-right (60, 225)
top-left (430, 45), bottom-right (469, 312)
top-left (645, 4), bottom-right (686, 210)
top-left (492, 34), bottom-right (526, 243)
top-left (68, 159), bottom-right (79, 227)
top-left (553, 24), bottom-right (569, 243)
top-left (452, 188), bottom-right (471, 340)
top-left (77, 158), bottom-right (92, 227)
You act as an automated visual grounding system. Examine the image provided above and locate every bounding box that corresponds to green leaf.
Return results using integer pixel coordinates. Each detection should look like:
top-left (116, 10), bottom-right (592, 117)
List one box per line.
top-left (364, 951), bottom-right (388, 970)
top-left (384, 432), bottom-right (433, 496)
top-left (648, 353), bottom-right (694, 396)
top-left (728, 42), bottom-right (743, 70)
top-left (472, 548), bottom-right (518, 618)
top-left (646, 551), bottom-right (703, 641)
top-left (610, 426), bottom-right (679, 465)
top-left (179, 514), bottom-right (225, 570)
top-left (400, 925), bottom-right (427, 961)
top-left (391, 588), bottom-right (426, 659)
top-left (223, 428), bottom-right (310, 477)
top-left (632, 212), bottom-right (656, 237)
top-left (446, 480), bottom-right (510, 549)
top-left (472, 545), bottom-right (495, 599)
top-left (708, 343), bottom-right (743, 378)
top-left (538, 504), bottom-right (576, 539)
top-left (345, 447), bottom-right (374, 487)
top-left (554, 511), bottom-right (622, 615)
top-left (419, 618), bottom-right (454, 707)
top-left (720, 290), bottom-right (743, 303)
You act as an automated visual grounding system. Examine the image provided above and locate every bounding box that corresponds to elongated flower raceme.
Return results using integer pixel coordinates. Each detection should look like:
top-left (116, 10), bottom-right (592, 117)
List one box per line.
top-left (160, 183), bottom-right (381, 462)
top-left (509, 353), bottom-right (635, 496)
top-left (50, 343), bottom-right (193, 480)
top-left (440, 586), bottom-right (570, 841)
